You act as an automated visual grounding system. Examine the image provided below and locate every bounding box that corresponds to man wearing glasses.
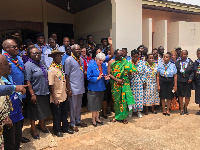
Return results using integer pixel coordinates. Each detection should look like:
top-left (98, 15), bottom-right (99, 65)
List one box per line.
top-left (2, 39), bottom-right (30, 146)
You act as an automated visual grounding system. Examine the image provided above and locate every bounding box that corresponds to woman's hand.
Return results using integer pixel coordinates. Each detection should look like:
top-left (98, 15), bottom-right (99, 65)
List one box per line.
top-left (108, 37), bottom-right (112, 45)
top-left (157, 85), bottom-right (160, 92)
top-left (143, 82), bottom-right (147, 90)
top-left (5, 117), bottom-right (13, 129)
top-left (104, 75), bottom-right (110, 80)
top-left (173, 86), bottom-right (177, 92)
top-left (97, 73), bottom-right (104, 80)
top-left (31, 95), bottom-right (37, 104)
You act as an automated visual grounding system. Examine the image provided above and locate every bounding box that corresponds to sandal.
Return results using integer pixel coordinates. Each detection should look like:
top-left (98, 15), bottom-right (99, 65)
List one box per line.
top-left (122, 120), bottom-right (128, 124)
top-left (166, 111), bottom-right (170, 116)
top-left (110, 119), bottom-right (117, 123)
top-left (162, 112), bottom-right (167, 116)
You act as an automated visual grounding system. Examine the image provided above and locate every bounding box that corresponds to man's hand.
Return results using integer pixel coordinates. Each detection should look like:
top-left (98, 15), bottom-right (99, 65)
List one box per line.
top-left (31, 95), bottom-right (37, 104)
top-left (67, 89), bottom-right (72, 97)
top-left (15, 85), bottom-right (28, 95)
top-left (188, 80), bottom-right (192, 83)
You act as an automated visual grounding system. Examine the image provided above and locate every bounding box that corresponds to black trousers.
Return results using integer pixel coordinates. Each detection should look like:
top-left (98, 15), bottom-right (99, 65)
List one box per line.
top-left (82, 78), bottom-right (88, 107)
top-left (51, 100), bottom-right (69, 133)
top-left (3, 121), bottom-right (22, 150)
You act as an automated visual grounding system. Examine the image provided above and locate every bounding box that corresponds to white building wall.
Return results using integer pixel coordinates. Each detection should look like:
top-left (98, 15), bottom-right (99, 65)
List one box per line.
top-left (179, 21), bottom-right (200, 61)
top-left (112, 0), bottom-right (142, 52)
top-left (74, 0), bottom-right (112, 43)
top-left (154, 20), bottom-right (168, 52)
top-left (167, 22), bottom-right (180, 52)
top-left (143, 18), bottom-right (152, 53)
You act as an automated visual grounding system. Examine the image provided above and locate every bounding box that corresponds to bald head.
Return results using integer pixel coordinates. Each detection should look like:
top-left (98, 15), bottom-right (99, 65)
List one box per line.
top-left (2, 39), bottom-right (15, 49)
top-left (0, 54), bottom-right (7, 63)
top-left (2, 39), bottom-right (18, 57)
top-left (63, 37), bottom-right (70, 46)
top-left (0, 54), bottom-right (9, 76)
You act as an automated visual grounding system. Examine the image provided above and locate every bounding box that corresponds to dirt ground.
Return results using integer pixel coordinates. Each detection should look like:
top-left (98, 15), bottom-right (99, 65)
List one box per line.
top-left (20, 90), bottom-right (200, 150)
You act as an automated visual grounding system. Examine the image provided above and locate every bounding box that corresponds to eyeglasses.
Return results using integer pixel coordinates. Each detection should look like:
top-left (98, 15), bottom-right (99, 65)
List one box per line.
top-left (31, 52), bottom-right (41, 55)
top-left (75, 49), bottom-right (81, 50)
top-left (7, 45), bottom-right (19, 49)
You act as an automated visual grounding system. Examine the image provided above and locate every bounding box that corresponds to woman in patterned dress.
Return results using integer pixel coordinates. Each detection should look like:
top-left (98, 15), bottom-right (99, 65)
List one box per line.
top-left (144, 54), bottom-right (160, 115)
top-left (129, 49), bottom-right (146, 118)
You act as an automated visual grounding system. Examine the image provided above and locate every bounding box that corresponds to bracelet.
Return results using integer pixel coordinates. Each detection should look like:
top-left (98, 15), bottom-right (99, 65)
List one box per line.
top-left (31, 93), bottom-right (35, 96)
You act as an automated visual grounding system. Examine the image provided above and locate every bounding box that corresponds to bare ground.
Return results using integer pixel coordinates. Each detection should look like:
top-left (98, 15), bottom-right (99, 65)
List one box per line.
top-left (20, 90), bottom-right (200, 150)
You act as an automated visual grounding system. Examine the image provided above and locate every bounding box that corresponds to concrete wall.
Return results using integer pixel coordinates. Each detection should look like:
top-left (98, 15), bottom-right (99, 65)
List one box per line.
top-left (153, 20), bottom-right (167, 52)
top-left (112, 0), bottom-right (142, 51)
top-left (0, 0), bottom-right (74, 24)
top-left (179, 21), bottom-right (200, 61)
top-left (167, 22), bottom-right (180, 52)
top-left (142, 18), bottom-right (152, 52)
top-left (143, 9), bottom-right (200, 33)
top-left (74, 0), bottom-right (112, 44)
top-left (165, 21), bottom-right (200, 61)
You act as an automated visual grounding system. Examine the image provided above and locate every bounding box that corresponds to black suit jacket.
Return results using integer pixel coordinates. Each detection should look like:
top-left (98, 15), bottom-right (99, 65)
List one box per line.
top-left (175, 58), bottom-right (194, 82)
top-left (193, 60), bottom-right (200, 85)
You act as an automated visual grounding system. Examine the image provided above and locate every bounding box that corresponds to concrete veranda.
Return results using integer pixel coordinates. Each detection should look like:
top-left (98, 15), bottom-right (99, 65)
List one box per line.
top-left (20, 90), bottom-right (200, 150)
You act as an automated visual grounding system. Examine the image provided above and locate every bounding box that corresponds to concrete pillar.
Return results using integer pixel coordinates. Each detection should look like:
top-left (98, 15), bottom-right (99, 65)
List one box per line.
top-left (111, 0), bottom-right (142, 53)
top-left (142, 18), bottom-right (152, 53)
top-left (41, 0), bottom-right (48, 43)
top-left (153, 20), bottom-right (167, 52)
top-left (167, 22), bottom-right (179, 52)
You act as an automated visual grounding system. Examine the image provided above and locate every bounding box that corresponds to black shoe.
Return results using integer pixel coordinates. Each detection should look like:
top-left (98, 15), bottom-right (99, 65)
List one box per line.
top-left (54, 132), bottom-right (63, 137)
top-left (31, 132), bottom-right (40, 139)
top-left (92, 122), bottom-right (97, 127)
top-left (102, 115), bottom-right (108, 119)
top-left (37, 125), bottom-right (49, 133)
top-left (184, 108), bottom-right (189, 115)
top-left (62, 129), bottom-right (75, 134)
top-left (21, 137), bottom-right (30, 143)
top-left (195, 111), bottom-right (200, 115)
top-left (144, 112), bottom-right (148, 115)
top-left (96, 121), bottom-right (104, 125)
top-left (180, 111), bottom-right (184, 115)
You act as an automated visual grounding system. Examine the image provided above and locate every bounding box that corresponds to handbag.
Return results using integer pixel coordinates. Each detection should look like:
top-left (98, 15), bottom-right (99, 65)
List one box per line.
top-left (170, 95), bottom-right (179, 110)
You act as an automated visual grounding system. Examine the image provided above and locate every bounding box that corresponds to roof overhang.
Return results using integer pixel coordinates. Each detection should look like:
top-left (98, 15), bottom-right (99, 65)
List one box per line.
top-left (142, 0), bottom-right (200, 15)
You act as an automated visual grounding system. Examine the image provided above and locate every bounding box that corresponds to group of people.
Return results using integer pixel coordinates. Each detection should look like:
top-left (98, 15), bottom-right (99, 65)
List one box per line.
top-left (0, 31), bottom-right (200, 150)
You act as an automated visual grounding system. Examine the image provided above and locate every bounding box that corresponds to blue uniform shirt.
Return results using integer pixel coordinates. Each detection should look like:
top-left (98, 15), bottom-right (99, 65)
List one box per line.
top-left (87, 61), bottom-right (107, 91)
top-left (157, 61), bottom-right (177, 77)
top-left (62, 54), bottom-right (69, 66)
top-left (89, 55), bottom-right (110, 64)
top-left (3, 53), bottom-right (25, 98)
top-left (2, 75), bottom-right (24, 124)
